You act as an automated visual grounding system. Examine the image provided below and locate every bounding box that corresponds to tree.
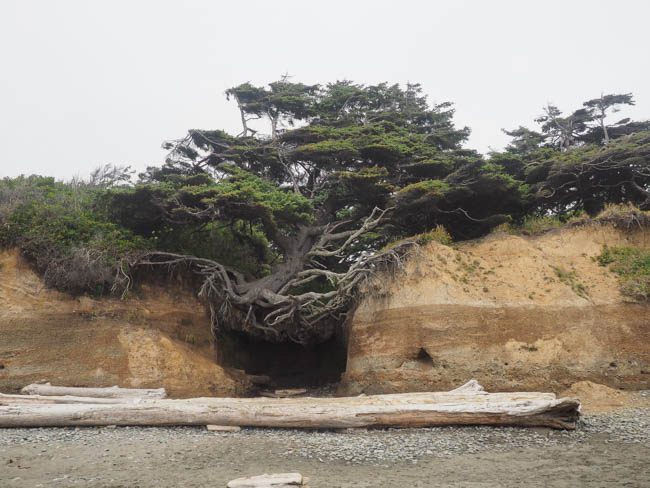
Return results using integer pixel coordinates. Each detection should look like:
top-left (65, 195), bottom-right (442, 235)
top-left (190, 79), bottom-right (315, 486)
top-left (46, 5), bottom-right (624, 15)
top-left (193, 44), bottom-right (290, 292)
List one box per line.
top-left (502, 126), bottom-right (545, 156)
top-left (583, 93), bottom-right (635, 145)
top-left (529, 132), bottom-right (650, 215)
top-left (508, 94), bottom-right (639, 153)
top-left (110, 80), bottom-right (523, 343)
top-left (535, 104), bottom-right (593, 151)
top-left (497, 92), bottom-right (650, 216)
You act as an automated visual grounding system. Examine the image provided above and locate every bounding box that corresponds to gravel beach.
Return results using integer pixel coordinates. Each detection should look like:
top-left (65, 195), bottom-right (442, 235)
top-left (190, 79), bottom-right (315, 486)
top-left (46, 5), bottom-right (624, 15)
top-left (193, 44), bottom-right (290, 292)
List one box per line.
top-left (1, 404), bottom-right (649, 488)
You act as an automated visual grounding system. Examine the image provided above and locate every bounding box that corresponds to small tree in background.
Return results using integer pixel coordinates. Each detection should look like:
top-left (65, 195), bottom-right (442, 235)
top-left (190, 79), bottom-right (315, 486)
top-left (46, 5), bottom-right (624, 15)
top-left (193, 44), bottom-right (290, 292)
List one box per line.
top-left (498, 93), bottom-right (650, 216)
top-left (583, 93), bottom-right (635, 145)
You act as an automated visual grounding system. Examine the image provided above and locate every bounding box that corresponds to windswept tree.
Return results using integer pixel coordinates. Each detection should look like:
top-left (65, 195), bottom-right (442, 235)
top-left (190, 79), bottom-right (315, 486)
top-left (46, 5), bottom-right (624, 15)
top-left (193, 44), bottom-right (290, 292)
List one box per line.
top-left (109, 79), bottom-right (523, 342)
top-left (529, 132), bottom-right (650, 215)
top-left (502, 126), bottom-right (545, 156)
top-left (535, 104), bottom-right (593, 151)
top-left (507, 93), bottom-right (641, 154)
top-left (498, 93), bottom-right (650, 216)
top-left (582, 93), bottom-right (635, 145)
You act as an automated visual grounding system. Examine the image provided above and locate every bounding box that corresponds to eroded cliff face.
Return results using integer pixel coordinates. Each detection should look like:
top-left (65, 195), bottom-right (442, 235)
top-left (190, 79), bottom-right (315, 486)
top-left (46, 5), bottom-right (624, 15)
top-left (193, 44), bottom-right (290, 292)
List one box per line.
top-left (340, 224), bottom-right (650, 395)
top-left (0, 249), bottom-right (252, 397)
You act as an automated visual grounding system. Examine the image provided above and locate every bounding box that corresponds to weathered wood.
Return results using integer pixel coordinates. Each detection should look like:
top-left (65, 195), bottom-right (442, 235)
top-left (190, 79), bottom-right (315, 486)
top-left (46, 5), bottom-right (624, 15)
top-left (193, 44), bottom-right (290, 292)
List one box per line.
top-left (20, 383), bottom-right (167, 399)
top-left (206, 424), bottom-right (241, 432)
top-left (260, 388), bottom-right (307, 398)
top-left (275, 389), bottom-right (307, 396)
top-left (450, 379), bottom-right (484, 393)
top-left (0, 393), bottom-right (130, 405)
top-left (227, 473), bottom-right (305, 487)
top-left (0, 383), bottom-right (581, 429)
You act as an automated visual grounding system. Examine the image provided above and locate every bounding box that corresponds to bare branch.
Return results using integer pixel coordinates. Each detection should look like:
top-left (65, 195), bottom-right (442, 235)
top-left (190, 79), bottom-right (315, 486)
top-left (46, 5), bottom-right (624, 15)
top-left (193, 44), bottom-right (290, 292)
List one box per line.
top-left (309, 207), bottom-right (393, 258)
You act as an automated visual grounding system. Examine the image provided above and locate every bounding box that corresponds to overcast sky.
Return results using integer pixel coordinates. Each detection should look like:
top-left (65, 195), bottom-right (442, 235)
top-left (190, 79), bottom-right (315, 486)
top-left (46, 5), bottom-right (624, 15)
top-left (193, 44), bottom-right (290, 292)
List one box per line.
top-left (1, 0), bottom-right (648, 180)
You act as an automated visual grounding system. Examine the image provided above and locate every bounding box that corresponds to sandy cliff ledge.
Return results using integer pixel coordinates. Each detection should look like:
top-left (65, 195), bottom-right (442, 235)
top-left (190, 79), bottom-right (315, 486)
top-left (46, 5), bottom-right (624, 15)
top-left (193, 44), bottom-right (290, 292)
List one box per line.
top-left (0, 249), bottom-right (251, 397)
top-left (340, 224), bottom-right (650, 395)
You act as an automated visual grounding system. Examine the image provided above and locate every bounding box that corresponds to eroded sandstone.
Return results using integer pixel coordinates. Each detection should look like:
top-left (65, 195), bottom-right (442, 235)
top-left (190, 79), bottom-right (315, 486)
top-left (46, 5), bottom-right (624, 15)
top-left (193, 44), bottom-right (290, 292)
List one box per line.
top-left (0, 249), bottom-right (251, 397)
top-left (340, 224), bottom-right (650, 395)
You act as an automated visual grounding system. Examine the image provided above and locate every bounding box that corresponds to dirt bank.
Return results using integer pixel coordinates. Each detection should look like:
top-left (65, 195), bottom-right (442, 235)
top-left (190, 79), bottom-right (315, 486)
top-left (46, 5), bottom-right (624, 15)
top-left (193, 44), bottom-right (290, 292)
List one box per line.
top-left (341, 224), bottom-right (650, 395)
top-left (0, 249), bottom-right (251, 397)
top-left (3, 222), bottom-right (649, 399)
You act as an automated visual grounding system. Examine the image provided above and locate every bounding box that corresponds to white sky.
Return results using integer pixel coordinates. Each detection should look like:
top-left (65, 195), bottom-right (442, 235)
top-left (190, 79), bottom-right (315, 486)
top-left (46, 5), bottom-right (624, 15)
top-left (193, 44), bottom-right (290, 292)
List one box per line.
top-left (1, 0), bottom-right (648, 180)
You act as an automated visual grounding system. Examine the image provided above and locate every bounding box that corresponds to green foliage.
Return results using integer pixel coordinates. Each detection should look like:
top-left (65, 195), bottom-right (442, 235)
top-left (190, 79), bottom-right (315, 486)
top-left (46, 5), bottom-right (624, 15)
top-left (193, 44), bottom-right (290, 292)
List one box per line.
top-left (208, 165), bottom-right (314, 229)
top-left (597, 245), bottom-right (650, 300)
top-left (535, 133), bottom-right (650, 215)
top-left (500, 92), bottom-right (649, 217)
top-left (500, 214), bottom-right (567, 236)
top-left (595, 202), bottom-right (649, 223)
top-left (493, 131), bottom-right (650, 218)
top-left (3, 81), bottom-right (649, 337)
top-left (0, 175), bottom-right (149, 294)
top-left (413, 225), bottom-right (453, 247)
top-left (155, 79), bottom-right (564, 257)
top-left (382, 224), bottom-right (453, 251)
top-left (397, 179), bottom-right (450, 198)
top-left (506, 93), bottom-right (638, 153)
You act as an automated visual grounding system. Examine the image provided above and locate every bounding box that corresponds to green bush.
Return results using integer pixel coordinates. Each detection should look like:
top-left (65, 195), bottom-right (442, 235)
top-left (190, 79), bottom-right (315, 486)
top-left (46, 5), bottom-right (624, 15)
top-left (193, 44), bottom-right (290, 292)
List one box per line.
top-left (597, 244), bottom-right (650, 300)
top-left (0, 176), bottom-right (149, 294)
top-left (511, 215), bottom-right (564, 235)
top-left (499, 213), bottom-right (584, 236)
top-left (412, 225), bottom-right (454, 246)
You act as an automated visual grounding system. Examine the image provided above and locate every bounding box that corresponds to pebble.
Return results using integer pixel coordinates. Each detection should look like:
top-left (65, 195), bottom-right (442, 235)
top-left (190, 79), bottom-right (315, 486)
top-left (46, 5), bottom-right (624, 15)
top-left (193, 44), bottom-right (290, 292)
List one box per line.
top-left (0, 406), bottom-right (648, 467)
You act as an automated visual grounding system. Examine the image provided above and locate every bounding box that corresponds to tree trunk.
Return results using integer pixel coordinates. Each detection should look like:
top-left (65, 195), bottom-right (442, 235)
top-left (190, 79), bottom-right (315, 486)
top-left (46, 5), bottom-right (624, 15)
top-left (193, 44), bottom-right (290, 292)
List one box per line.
top-left (1, 382), bottom-right (581, 430)
top-left (20, 383), bottom-right (167, 399)
top-left (602, 115), bottom-right (610, 145)
top-left (234, 93), bottom-right (249, 137)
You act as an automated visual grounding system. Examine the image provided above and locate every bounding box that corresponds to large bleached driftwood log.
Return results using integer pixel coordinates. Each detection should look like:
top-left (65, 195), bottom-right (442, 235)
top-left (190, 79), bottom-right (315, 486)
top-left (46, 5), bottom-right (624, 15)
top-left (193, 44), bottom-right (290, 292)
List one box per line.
top-left (20, 383), bottom-right (167, 399)
top-left (0, 381), bottom-right (580, 429)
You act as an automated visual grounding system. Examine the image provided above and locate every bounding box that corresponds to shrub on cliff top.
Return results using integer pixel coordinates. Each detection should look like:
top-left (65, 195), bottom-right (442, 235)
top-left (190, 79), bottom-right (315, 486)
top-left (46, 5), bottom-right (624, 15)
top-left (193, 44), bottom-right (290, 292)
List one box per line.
top-left (594, 203), bottom-right (650, 229)
top-left (0, 174), bottom-right (149, 295)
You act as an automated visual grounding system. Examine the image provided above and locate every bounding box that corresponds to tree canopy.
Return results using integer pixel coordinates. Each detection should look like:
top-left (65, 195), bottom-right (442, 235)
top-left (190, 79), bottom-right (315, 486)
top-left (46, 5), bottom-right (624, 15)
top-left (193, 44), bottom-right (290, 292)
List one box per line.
top-left (2, 81), bottom-right (648, 343)
top-left (498, 93), bottom-right (650, 216)
top-left (106, 79), bottom-right (531, 342)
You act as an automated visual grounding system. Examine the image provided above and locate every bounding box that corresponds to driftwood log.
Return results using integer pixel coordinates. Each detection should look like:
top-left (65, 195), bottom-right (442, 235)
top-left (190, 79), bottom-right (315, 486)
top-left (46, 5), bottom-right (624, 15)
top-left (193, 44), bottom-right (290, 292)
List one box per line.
top-left (20, 383), bottom-right (167, 399)
top-left (227, 473), bottom-right (306, 487)
top-left (0, 393), bottom-right (130, 405)
top-left (0, 381), bottom-right (580, 429)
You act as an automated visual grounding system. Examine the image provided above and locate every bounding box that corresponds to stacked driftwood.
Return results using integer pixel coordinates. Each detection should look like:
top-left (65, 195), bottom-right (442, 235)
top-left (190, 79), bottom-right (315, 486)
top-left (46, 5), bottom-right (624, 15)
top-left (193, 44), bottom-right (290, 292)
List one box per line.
top-left (0, 380), bottom-right (581, 429)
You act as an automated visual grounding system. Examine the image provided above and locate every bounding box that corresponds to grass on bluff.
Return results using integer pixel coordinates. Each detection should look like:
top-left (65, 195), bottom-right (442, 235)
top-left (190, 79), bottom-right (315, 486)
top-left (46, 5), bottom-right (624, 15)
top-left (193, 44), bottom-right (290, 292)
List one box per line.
top-left (495, 204), bottom-right (650, 237)
top-left (411, 225), bottom-right (454, 247)
top-left (550, 265), bottom-right (588, 298)
top-left (592, 203), bottom-right (650, 229)
top-left (597, 244), bottom-right (650, 300)
top-left (383, 224), bottom-right (453, 250)
top-left (500, 215), bottom-right (566, 236)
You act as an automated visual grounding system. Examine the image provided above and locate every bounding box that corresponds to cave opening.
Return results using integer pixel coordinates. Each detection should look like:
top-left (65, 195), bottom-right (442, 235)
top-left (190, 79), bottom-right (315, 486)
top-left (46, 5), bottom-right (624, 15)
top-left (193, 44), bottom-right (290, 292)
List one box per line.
top-left (416, 347), bottom-right (435, 367)
top-left (215, 328), bottom-right (349, 389)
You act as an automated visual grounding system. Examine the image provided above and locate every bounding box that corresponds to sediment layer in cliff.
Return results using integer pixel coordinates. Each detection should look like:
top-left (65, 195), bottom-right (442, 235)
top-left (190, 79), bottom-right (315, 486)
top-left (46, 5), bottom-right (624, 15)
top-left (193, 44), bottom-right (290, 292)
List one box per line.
top-left (0, 249), bottom-right (252, 397)
top-left (340, 223), bottom-right (650, 395)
